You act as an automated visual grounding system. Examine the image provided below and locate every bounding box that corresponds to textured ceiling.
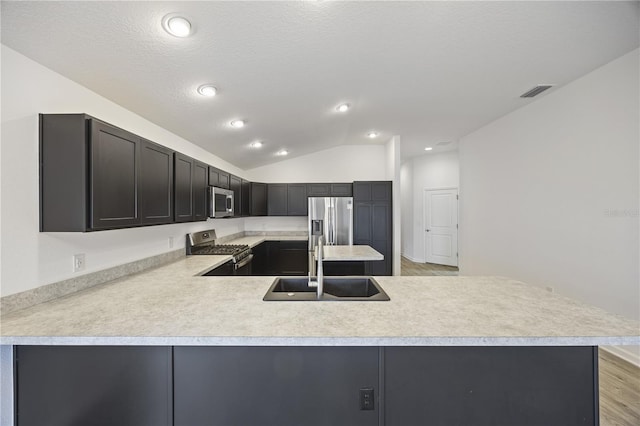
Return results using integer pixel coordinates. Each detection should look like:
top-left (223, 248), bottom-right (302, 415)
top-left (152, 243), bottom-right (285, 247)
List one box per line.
top-left (2, 1), bottom-right (638, 170)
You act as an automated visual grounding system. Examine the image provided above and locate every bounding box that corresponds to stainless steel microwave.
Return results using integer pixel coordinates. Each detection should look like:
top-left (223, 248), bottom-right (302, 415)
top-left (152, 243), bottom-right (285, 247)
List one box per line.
top-left (209, 186), bottom-right (234, 218)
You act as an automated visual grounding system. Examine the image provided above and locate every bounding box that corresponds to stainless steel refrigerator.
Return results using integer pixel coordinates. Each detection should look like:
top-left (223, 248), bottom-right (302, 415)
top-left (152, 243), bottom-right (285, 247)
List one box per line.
top-left (308, 197), bottom-right (353, 273)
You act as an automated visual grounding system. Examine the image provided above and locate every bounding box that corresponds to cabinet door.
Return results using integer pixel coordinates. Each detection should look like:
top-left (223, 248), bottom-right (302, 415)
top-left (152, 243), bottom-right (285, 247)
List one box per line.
top-left (287, 183), bottom-right (308, 216)
top-left (230, 175), bottom-right (242, 216)
top-left (307, 183), bottom-right (331, 197)
top-left (208, 166), bottom-right (219, 187)
top-left (174, 153), bottom-right (194, 222)
top-left (218, 171), bottom-right (230, 189)
top-left (268, 183), bottom-right (288, 216)
top-left (16, 346), bottom-right (172, 426)
top-left (140, 140), bottom-right (173, 225)
top-left (174, 346), bottom-right (379, 426)
top-left (279, 240), bottom-right (309, 275)
top-left (193, 160), bottom-right (208, 221)
top-left (241, 179), bottom-right (251, 216)
top-left (331, 183), bottom-right (353, 196)
top-left (250, 182), bottom-right (268, 216)
top-left (90, 120), bottom-right (141, 229)
top-left (384, 347), bottom-right (597, 426)
top-left (369, 203), bottom-right (392, 275)
top-left (353, 181), bottom-right (372, 202)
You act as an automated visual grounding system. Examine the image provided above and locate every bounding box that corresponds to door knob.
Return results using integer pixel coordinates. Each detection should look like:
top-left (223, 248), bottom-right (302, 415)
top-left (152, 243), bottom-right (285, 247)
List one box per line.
top-left (426, 229), bottom-right (430, 232)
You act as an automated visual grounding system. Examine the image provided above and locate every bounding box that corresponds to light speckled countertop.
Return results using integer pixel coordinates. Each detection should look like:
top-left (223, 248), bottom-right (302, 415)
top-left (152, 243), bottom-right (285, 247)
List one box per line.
top-left (320, 245), bottom-right (383, 261)
top-left (1, 248), bottom-right (638, 346)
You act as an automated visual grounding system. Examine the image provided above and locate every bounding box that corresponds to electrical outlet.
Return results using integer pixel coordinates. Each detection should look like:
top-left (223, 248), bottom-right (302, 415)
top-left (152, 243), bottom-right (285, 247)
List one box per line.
top-left (168, 237), bottom-right (174, 248)
top-left (73, 254), bottom-right (85, 272)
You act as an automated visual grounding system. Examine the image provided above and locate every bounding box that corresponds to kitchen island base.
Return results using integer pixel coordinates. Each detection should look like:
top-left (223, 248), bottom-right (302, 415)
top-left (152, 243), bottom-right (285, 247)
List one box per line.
top-left (15, 345), bottom-right (598, 426)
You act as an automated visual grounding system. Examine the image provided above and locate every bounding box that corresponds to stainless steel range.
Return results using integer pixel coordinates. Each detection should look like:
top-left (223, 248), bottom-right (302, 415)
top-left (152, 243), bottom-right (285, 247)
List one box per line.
top-left (186, 229), bottom-right (253, 275)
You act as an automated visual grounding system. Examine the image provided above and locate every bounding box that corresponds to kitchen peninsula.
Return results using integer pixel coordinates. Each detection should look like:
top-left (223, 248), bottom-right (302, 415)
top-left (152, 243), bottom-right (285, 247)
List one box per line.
top-left (1, 248), bottom-right (638, 426)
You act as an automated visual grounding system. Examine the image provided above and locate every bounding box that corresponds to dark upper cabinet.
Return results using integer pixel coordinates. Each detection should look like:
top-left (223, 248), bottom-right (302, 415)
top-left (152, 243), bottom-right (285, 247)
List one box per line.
top-left (208, 166), bottom-right (229, 189)
top-left (174, 153), bottom-right (194, 223)
top-left (287, 183), bottom-right (308, 216)
top-left (241, 179), bottom-right (251, 216)
top-left (250, 182), bottom-right (268, 216)
top-left (140, 139), bottom-right (173, 225)
top-left (307, 183), bottom-right (353, 197)
top-left (174, 153), bottom-right (208, 222)
top-left (193, 160), bottom-right (208, 221)
top-left (229, 175), bottom-right (242, 216)
top-left (354, 181), bottom-right (393, 275)
top-left (39, 114), bottom-right (155, 232)
top-left (268, 183), bottom-right (308, 216)
top-left (267, 184), bottom-right (288, 216)
top-left (90, 119), bottom-right (141, 230)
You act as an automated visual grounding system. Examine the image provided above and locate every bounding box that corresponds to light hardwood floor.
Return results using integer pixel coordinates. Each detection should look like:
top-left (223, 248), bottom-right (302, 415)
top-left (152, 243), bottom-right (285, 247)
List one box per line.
top-left (400, 256), bottom-right (640, 425)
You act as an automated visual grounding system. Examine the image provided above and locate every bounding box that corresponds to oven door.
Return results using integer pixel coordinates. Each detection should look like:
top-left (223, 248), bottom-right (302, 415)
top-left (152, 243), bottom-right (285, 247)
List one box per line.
top-left (202, 260), bottom-right (234, 276)
top-left (233, 254), bottom-right (253, 275)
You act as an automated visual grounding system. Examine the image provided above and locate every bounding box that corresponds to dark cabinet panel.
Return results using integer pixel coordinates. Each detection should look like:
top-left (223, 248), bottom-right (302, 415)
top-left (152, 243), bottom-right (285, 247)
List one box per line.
top-left (16, 346), bottom-right (172, 426)
top-left (308, 183), bottom-right (353, 197)
top-left (229, 175), bottom-right (242, 216)
top-left (250, 182), bottom-right (268, 216)
top-left (175, 155), bottom-right (208, 222)
top-left (241, 179), bottom-right (251, 216)
top-left (208, 167), bottom-right (230, 189)
top-left (354, 181), bottom-right (392, 275)
top-left (90, 120), bottom-right (141, 230)
top-left (140, 140), bottom-right (173, 225)
top-left (279, 240), bottom-right (309, 274)
top-left (307, 183), bottom-right (331, 197)
top-left (268, 183), bottom-right (288, 216)
top-left (384, 346), bottom-right (598, 426)
top-left (331, 183), bottom-right (353, 196)
top-left (193, 160), bottom-right (208, 221)
top-left (323, 261), bottom-right (365, 276)
top-left (287, 183), bottom-right (308, 216)
top-left (174, 153), bottom-right (194, 222)
top-left (174, 346), bottom-right (379, 426)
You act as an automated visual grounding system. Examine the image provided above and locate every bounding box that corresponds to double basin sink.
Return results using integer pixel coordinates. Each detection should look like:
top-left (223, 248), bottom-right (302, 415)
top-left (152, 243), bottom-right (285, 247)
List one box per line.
top-left (263, 276), bottom-right (390, 301)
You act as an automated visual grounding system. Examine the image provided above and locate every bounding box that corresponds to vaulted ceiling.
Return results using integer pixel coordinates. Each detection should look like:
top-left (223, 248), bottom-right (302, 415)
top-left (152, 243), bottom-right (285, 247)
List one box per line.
top-left (2, 1), bottom-right (638, 169)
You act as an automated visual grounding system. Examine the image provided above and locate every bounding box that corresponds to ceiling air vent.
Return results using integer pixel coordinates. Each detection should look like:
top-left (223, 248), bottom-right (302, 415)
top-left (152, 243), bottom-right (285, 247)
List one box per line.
top-left (520, 84), bottom-right (554, 98)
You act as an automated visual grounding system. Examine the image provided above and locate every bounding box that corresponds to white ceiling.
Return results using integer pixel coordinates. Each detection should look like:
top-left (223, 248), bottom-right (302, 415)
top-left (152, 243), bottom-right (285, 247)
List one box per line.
top-left (2, 1), bottom-right (638, 170)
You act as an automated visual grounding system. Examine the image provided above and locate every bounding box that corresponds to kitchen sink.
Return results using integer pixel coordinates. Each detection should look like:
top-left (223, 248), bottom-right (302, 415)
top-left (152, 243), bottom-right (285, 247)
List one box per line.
top-left (263, 276), bottom-right (390, 301)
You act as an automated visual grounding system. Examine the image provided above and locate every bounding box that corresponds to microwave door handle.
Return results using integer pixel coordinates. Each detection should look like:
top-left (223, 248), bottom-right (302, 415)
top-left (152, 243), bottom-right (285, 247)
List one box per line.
top-left (226, 196), bottom-right (232, 212)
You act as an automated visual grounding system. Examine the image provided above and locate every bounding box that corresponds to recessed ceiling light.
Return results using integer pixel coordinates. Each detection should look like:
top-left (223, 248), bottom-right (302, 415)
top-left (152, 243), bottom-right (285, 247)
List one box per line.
top-left (230, 120), bottom-right (245, 129)
top-left (197, 84), bottom-right (217, 97)
top-left (367, 131), bottom-right (379, 139)
top-left (276, 149), bottom-right (289, 156)
top-left (249, 141), bottom-right (263, 148)
top-left (336, 103), bottom-right (350, 113)
top-left (424, 147), bottom-right (433, 151)
top-left (162, 14), bottom-right (192, 37)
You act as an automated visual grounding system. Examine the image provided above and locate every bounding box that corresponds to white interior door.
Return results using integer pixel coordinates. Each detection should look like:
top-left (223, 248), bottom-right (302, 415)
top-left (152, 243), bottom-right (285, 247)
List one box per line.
top-left (424, 189), bottom-right (458, 266)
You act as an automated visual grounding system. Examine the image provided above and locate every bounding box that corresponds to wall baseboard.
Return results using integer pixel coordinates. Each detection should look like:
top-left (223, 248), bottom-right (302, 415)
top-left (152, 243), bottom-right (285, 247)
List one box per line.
top-left (1, 249), bottom-right (185, 315)
top-left (601, 345), bottom-right (640, 367)
top-left (401, 254), bottom-right (425, 263)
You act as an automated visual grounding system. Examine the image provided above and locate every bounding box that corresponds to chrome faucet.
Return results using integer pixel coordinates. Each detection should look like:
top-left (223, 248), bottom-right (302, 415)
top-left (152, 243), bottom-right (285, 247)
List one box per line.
top-left (308, 237), bottom-right (324, 299)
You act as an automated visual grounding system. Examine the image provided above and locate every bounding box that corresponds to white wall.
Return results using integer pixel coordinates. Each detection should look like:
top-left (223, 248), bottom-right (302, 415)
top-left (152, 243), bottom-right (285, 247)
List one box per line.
top-left (401, 151), bottom-right (460, 262)
top-left (386, 136), bottom-right (402, 276)
top-left (400, 161), bottom-right (414, 261)
top-left (246, 144), bottom-right (387, 183)
top-left (0, 45), bottom-right (249, 297)
top-left (459, 49), bottom-right (639, 361)
top-left (0, 45), bottom-right (394, 298)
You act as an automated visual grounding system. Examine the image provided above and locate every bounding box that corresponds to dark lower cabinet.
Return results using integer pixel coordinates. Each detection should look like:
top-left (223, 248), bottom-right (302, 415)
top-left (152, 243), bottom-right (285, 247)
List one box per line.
top-left (383, 346), bottom-right (598, 426)
top-left (15, 346), bottom-right (172, 426)
top-left (173, 346), bottom-right (379, 426)
top-left (14, 345), bottom-right (598, 426)
top-left (323, 261), bottom-right (365, 276)
top-left (251, 241), bottom-right (308, 275)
